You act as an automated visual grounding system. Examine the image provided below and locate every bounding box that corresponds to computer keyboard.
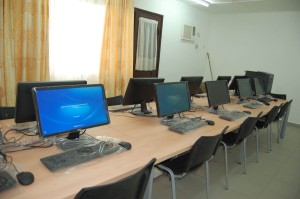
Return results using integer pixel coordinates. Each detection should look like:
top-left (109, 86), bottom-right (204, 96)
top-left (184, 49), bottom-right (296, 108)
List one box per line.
top-left (169, 120), bottom-right (207, 134)
top-left (40, 141), bottom-right (121, 172)
top-left (257, 96), bottom-right (272, 103)
top-left (219, 110), bottom-right (249, 121)
top-left (243, 101), bottom-right (264, 109)
top-left (0, 171), bottom-right (17, 192)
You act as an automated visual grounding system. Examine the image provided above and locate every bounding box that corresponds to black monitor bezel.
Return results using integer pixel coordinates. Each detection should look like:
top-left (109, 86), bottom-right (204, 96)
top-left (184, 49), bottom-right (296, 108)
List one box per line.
top-left (236, 78), bottom-right (253, 100)
top-left (180, 76), bottom-right (203, 96)
top-left (217, 76), bottom-right (231, 85)
top-left (15, 80), bottom-right (87, 124)
top-left (32, 84), bottom-right (110, 138)
top-left (205, 80), bottom-right (231, 109)
top-left (252, 78), bottom-right (266, 96)
top-left (154, 81), bottom-right (191, 117)
top-left (228, 75), bottom-right (248, 91)
top-left (122, 77), bottom-right (165, 114)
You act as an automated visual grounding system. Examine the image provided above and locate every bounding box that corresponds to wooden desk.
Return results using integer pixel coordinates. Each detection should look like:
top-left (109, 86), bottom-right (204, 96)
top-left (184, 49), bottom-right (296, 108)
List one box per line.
top-left (0, 98), bottom-right (284, 198)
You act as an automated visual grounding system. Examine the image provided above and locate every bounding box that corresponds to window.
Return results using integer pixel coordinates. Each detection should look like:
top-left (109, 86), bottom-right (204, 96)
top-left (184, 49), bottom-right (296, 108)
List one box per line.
top-left (49, 0), bottom-right (106, 83)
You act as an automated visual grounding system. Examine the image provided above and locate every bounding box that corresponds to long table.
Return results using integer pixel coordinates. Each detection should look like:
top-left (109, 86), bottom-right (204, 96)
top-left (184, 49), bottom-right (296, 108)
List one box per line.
top-left (0, 97), bottom-right (284, 198)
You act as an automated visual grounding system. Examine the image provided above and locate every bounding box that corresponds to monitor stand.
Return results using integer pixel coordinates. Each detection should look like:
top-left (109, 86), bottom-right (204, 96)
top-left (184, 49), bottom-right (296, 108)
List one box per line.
top-left (55, 132), bottom-right (99, 151)
top-left (131, 101), bottom-right (152, 116)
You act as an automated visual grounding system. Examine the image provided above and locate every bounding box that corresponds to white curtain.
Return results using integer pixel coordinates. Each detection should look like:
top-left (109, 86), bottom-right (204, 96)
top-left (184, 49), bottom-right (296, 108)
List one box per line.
top-left (135, 17), bottom-right (158, 71)
top-left (49, 0), bottom-right (106, 83)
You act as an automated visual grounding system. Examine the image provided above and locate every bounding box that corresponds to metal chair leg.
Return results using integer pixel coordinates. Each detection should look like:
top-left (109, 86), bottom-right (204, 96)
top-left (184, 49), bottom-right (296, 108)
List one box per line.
top-left (267, 126), bottom-right (270, 153)
top-left (221, 142), bottom-right (229, 190)
top-left (156, 164), bottom-right (177, 199)
top-left (205, 161), bottom-right (210, 199)
top-left (243, 138), bottom-right (247, 174)
top-left (255, 127), bottom-right (259, 162)
top-left (270, 124), bottom-right (273, 151)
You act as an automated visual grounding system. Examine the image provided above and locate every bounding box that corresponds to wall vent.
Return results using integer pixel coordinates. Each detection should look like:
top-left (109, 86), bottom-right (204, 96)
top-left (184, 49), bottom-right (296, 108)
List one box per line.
top-left (181, 24), bottom-right (196, 42)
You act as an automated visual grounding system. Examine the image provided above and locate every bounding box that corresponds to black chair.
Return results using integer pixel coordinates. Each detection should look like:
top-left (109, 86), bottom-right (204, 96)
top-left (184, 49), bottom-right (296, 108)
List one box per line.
top-left (220, 112), bottom-right (262, 190)
top-left (0, 107), bottom-right (15, 120)
top-left (75, 158), bottom-right (156, 199)
top-left (156, 126), bottom-right (229, 199)
top-left (274, 99), bottom-right (293, 143)
top-left (107, 95), bottom-right (123, 106)
top-left (256, 106), bottom-right (280, 153)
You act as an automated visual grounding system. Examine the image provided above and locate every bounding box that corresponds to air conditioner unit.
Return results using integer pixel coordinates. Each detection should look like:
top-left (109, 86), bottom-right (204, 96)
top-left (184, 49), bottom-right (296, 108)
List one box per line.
top-left (181, 24), bottom-right (196, 42)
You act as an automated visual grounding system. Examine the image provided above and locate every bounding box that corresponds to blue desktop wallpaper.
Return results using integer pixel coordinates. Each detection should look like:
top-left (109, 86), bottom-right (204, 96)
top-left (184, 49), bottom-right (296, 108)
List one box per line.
top-left (35, 86), bottom-right (109, 137)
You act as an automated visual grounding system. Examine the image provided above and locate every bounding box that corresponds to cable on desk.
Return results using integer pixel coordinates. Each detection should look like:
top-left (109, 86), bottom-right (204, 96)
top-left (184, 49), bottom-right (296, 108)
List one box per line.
top-left (3, 129), bottom-right (37, 143)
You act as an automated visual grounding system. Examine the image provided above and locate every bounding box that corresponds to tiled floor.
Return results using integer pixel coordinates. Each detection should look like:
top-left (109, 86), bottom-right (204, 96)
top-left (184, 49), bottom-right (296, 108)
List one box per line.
top-left (152, 124), bottom-right (300, 199)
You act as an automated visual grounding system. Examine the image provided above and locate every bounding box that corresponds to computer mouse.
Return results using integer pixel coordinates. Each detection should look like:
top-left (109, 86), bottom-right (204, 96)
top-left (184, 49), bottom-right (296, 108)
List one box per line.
top-left (274, 98), bottom-right (278, 102)
top-left (16, 172), bottom-right (34, 186)
top-left (118, 141), bottom-right (132, 150)
top-left (243, 110), bottom-right (251, 114)
top-left (206, 120), bottom-right (215, 126)
top-left (264, 102), bottom-right (270, 106)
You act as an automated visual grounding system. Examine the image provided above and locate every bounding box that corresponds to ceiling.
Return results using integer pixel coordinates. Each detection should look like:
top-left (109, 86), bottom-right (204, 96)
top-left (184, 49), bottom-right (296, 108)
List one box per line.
top-left (180, 0), bottom-right (300, 13)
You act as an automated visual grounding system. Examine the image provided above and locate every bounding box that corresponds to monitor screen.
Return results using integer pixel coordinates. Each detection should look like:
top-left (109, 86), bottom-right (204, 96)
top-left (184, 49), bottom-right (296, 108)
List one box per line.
top-left (15, 80), bottom-right (87, 124)
top-left (32, 84), bottom-right (109, 138)
top-left (236, 78), bottom-right (253, 100)
top-left (252, 78), bottom-right (265, 96)
top-left (180, 76), bottom-right (203, 96)
top-left (217, 76), bottom-right (231, 85)
top-left (154, 82), bottom-right (191, 117)
top-left (228, 75), bottom-right (247, 91)
top-left (205, 80), bottom-right (231, 109)
top-left (122, 77), bottom-right (165, 114)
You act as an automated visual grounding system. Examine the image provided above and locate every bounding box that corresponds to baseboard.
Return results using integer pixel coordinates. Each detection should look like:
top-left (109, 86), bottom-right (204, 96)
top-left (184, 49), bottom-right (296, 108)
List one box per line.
top-left (287, 122), bottom-right (300, 128)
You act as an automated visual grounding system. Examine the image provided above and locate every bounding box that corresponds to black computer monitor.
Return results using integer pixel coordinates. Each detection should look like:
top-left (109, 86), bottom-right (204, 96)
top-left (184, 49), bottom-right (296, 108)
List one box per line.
top-left (236, 78), bottom-right (253, 101)
top-left (32, 84), bottom-right (109, 139)
top-left (205, 80), bottom-right (231, 110)
top-left (122, 77), bottom-right (165, 115)
top-left (154, 82), bottom-right (191, 118)
top-left (252, 78), bottom-right (266, 96)
top-left (15, 80), bottom-right (87, 124)
top-left (217, 76), bottom-right (231, 85)
top-left (180, 76), bottom-right (203, 96)
top-left (228, 75), bottom-right (248, 91)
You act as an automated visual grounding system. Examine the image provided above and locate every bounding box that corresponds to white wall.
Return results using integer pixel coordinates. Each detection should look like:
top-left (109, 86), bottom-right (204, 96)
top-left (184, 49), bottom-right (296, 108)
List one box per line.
top-left (134, 0), bottom-right (213, 82)
top-left (209, 11), bottom-right (300, 124)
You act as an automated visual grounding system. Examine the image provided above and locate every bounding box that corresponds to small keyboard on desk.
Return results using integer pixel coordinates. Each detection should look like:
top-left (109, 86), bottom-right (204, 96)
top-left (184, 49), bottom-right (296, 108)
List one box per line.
top-left (10, 121), bottom-right (37, 130)
top-left (169, 120), bottom-right (207, 134)
top-left (243, 101), bottom-right (264, 109)
top-left (0, 171), bottom-right (16, 192)
top-left (219, 111), bottom-right (249, 121)
top-left (257, 96), bottom-right (272, 103)
top-left (40, 141), bottom-right (121, 172)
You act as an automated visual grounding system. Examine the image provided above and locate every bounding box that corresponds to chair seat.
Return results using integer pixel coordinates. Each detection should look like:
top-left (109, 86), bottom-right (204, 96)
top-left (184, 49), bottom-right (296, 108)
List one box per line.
top-left (221, 132), bottom-right (239, 146)
top-left (159, 152), bottom-right (203, 175)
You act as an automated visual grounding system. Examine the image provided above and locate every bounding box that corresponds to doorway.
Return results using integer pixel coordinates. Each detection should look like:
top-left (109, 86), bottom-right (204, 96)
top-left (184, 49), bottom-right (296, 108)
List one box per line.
top-left (133, 8), bottom-right (163, 78)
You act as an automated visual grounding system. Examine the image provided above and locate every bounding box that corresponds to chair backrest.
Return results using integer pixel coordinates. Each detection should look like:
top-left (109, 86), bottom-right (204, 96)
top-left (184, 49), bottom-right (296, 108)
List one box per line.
top-left (235, 112), bottom-right (263, 144)
top-left (265, 105), bottom-right (280, 125)
top-left (107, 95), bottom-right (123, 106)
top-left (74, 158), bottom-right (156, 199)
top-left (184, 126), bottom-right (229, 173)
top-left (276, 101), bottom-right (291, 121)
top-left (0, 107), bottom-right (15, 120)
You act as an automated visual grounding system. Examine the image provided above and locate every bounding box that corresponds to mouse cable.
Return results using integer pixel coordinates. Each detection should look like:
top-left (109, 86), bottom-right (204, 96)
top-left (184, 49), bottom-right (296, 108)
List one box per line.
top-left (0, 151), bottom-right (20, 173)
top-left (3, 129), bottom-right (37, 143)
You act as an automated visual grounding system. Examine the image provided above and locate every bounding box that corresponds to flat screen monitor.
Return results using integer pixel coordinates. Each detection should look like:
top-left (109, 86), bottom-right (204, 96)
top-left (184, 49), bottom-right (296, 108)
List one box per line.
top-left (217, 76), bottom-right (231, 85)
top-left (180, 76), bottom-right (203, 96)
top-left (154, 82), bottom-right (191, 117)
top-left (15, 80), bottom-right (87, 124)
top-left (228, 75), bottom-right (248, 91)
top-left (205, 80), bottom-right (231, 109)
top-left (32, 84), bottom-right (109, 139)
top-left (252, 78), bottom-right (266, 96)
top-left (122, 78), bottom-right (165, 115)
top-left (236, 78), bottom-right (253, 100)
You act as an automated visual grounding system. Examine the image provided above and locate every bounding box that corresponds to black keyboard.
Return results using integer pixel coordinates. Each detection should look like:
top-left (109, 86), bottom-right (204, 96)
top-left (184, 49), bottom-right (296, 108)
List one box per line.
top-left (257, 96), bottom-right (272, 103)
top-left (0, 171), bottom-right (16, 192)
top-left (40, 141), bottom-right (121, 172)
top-left (219, 111), bottom-right (249, 121)
top-left (243, 101), bottom-right (264, 109)
top-left (169, 120), bottom-right (207, 134)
